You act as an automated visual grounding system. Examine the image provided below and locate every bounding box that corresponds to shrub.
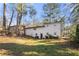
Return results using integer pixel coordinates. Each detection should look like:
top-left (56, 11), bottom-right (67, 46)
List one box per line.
top-left (69, 24), bottom-right (76, 41)
top-left (75, 24), bottom-right (79, 43)
top-left (70, 24), bottom-right (79, 43)
top-left (47, 33), bottom-right (59, 39)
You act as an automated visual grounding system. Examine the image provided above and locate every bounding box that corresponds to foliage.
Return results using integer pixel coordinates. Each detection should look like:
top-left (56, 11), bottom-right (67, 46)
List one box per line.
top-left (47, 33), bottom-right (59, 39)
top-left (43, 3), bottom-right (60, 22)
top-left (69, 4), bottom-right (79, 23)
top-left (75, 24), bottom-right (79, 43)
top-left (43, 3), bottom-right (65, 24)
top-left (16, 4), bottom-right (27, 14)
top-left (42, 19), bottom-right (51, 24)
top-left (70, 24), bottom-right (79, 43)
top-left (29, 6), bottom-right (37, 18)
top-left (28, 5), bottom-right (37, 25)
top-left (43, 3), bottom-right (59, 16)
top-left (16, 4), bottom-right (27, 36)
top-left (69, 24), bottom-right (76, 41)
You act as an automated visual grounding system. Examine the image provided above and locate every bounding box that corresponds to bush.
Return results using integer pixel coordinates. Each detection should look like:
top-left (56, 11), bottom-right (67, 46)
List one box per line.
top-left (69, 24), bottom-right (76, 41)
top-left (47, 33), bottom-right (59, 39)
top-left (70, 24), bottom-right (79, 43)
top-left (75, 24), bottom-right (79, 43)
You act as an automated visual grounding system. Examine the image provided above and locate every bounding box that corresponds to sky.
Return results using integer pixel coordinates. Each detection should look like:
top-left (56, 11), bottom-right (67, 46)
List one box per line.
top-left (0, 3), bottom-right (72, 26)
top-left (24, 3), bottom-right (44, 23)
top-left (0, 3), bottom-right (45, 25)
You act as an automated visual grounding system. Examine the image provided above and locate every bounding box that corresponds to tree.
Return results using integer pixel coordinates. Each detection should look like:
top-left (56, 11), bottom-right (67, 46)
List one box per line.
top-left (29, 5), bottom-right (37, 25)
top-left (3, 3), bottom-right (6, 34)
top-left (75, 24), bottom-right (79, 43)
top-left (68, 4), bottom-right (79, 23)
top-left (16, 3), bottom-right (27, 36)
top-left (69, 24), bottom-right (79, 44)
top-left (7, 9), bottom-right (14, 33)
top-left (43, 3), bottom-right (60, 23)
top-left (66, 4), bottom-right (79, 42)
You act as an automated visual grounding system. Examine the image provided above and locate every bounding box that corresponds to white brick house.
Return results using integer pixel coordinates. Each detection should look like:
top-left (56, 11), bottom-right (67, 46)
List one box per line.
top-left (25, 22), bottom-right (63, 39)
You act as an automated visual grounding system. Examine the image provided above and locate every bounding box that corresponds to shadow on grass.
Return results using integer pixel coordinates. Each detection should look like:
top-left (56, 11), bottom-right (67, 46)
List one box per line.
top-left (0, 42), bottom-right (78, 56)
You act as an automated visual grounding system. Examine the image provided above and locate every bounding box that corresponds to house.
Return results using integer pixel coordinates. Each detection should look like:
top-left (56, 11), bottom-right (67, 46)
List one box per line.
top-left (25, 22), bottom-right (64, 39)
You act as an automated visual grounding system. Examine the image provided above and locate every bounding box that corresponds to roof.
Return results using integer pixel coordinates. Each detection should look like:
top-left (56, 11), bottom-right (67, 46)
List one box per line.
top-left (25, 22), bottom-right (62, 29)
top-left (25, 25), bottom-right (45, 29)
top-left (9, 22), bottom-right (62, 29)
top-left (43, 22), bottom-right (62, 24)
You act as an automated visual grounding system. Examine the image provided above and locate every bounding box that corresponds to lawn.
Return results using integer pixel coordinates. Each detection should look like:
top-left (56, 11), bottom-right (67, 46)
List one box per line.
top-left (0, 36), bottom-right (79, 56)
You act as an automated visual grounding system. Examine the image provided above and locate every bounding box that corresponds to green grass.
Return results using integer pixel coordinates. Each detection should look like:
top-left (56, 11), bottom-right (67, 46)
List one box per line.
top-left (0, 37), bottom-right (79, 56)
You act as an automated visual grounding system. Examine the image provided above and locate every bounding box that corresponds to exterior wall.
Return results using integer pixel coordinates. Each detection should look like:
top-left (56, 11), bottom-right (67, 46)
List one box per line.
top-left (25, 29), bottom-right (36, 37)
top-left (76, 19), bottom-right (79, 24)
top-left (25, 23), bottom-right (62, 38)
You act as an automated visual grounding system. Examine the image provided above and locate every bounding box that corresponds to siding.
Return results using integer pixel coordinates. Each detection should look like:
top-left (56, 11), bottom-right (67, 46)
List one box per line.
top-left (25, 23), bottom-right (62, 38)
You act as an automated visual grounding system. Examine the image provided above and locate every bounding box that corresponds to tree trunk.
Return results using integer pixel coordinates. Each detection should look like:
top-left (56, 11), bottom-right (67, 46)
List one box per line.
top-left (8, 10), bottom-right (14, 33)
top-left (17, 13), bottom-right (22, 36)
top-left (16, 4), bottom-right (23, 36)
top-left (3, 3), bottom-right (6, 35)
top-left (19, 13), bottom-right (22, 25)
top-left (16, 13), bottom-right (19, 36)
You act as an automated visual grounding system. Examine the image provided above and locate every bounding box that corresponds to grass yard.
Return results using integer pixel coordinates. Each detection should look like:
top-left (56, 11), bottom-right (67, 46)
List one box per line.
top-left (0, 36), bottom-right (79, 56)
